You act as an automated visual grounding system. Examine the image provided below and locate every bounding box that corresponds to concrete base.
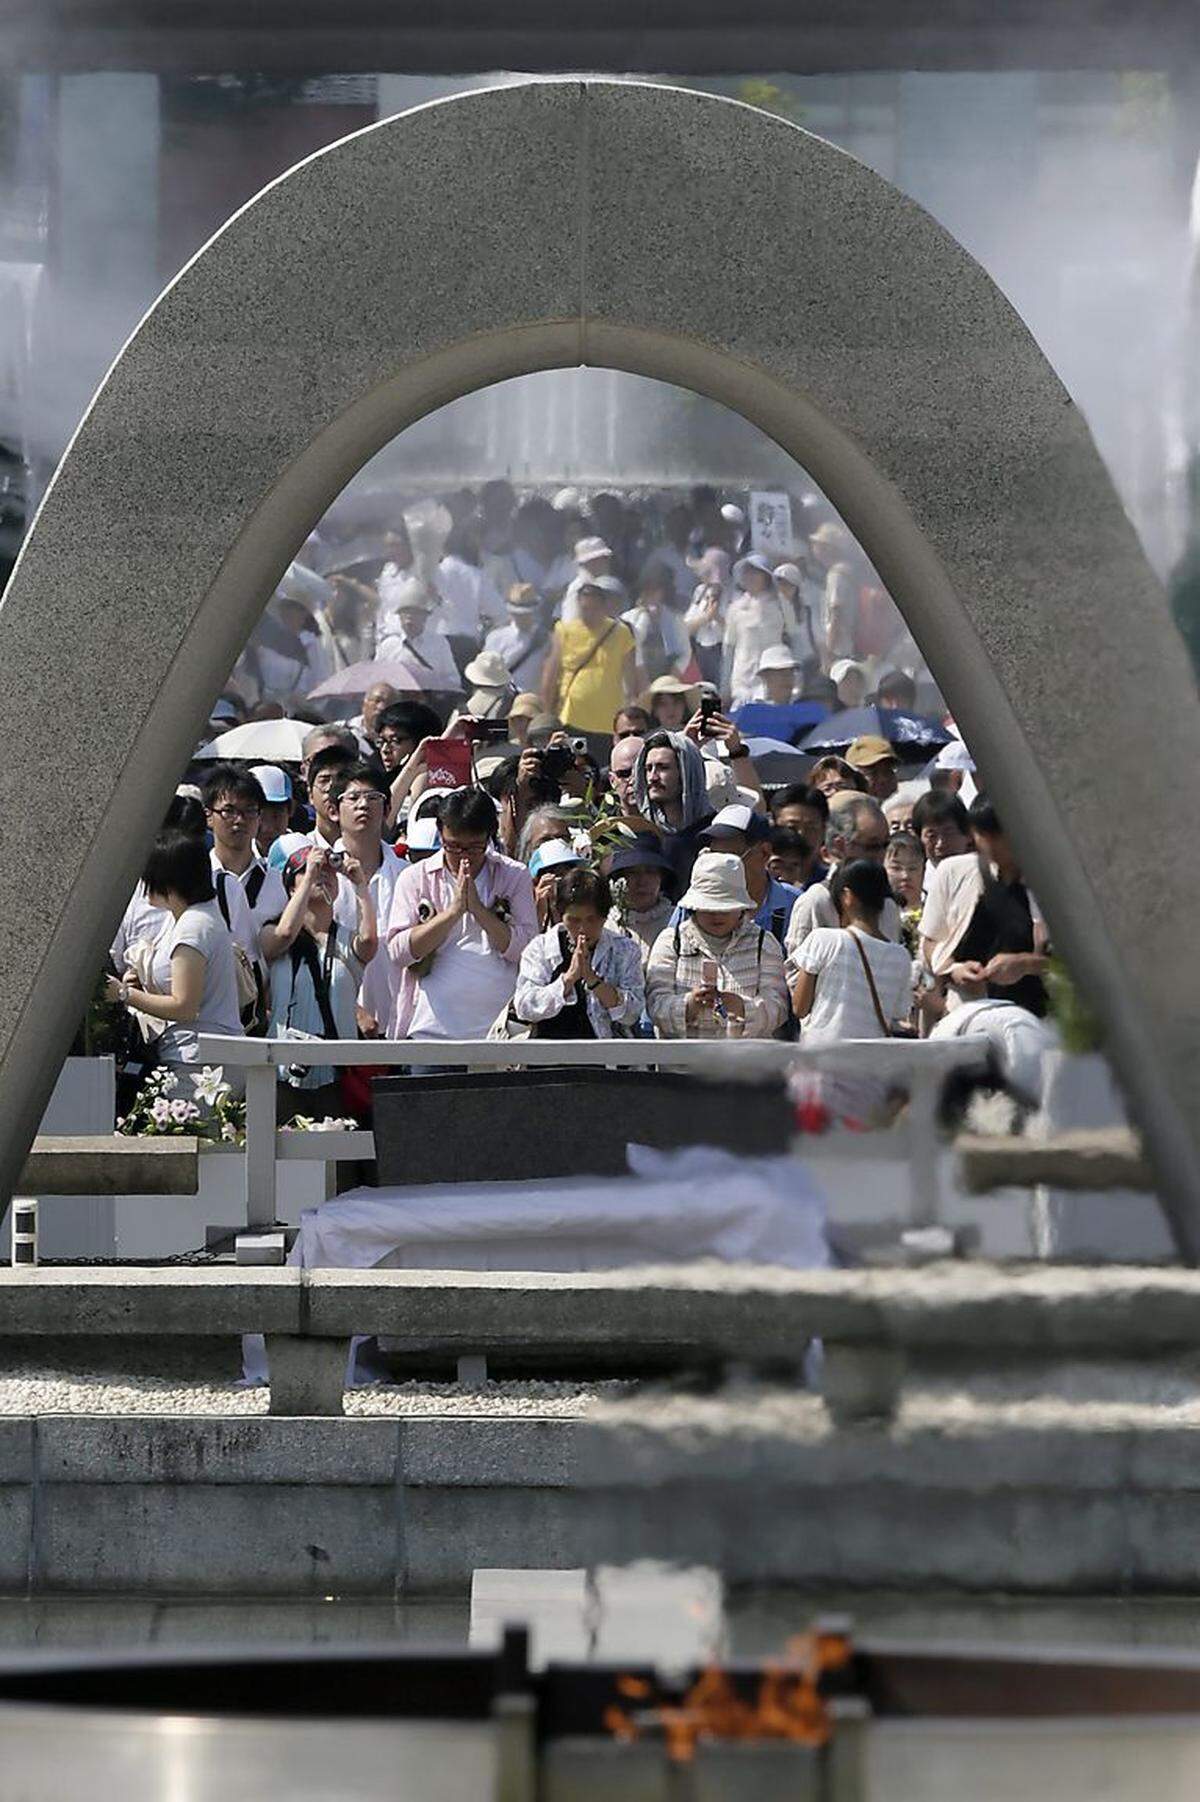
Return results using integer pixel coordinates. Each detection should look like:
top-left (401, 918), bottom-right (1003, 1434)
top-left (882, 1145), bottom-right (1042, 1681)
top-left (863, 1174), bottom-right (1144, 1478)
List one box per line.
top-left (5, 1397), bottom-right (1200, 1596)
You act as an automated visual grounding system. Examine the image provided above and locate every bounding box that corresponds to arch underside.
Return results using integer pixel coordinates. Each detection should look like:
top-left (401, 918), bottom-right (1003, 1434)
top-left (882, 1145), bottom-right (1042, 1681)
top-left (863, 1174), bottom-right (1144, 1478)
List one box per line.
top-left (2, 78), bottom-right (1198, 1248)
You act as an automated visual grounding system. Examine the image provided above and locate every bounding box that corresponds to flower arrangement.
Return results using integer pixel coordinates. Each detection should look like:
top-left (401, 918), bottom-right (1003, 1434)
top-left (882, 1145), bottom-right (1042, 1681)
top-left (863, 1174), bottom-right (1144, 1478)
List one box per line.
top-left (117, 1066), bottom-right (245, 1144)
top-left (280, 1115), bottom-right (360, 1132)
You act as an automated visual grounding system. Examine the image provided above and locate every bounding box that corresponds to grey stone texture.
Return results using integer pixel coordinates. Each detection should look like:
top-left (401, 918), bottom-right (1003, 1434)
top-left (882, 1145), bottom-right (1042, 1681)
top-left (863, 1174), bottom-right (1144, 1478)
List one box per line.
top-left (0, 80), bottom-right (1198, 1246)
top-left (8, 1404), bottom-right (1200, 1593)
top-left (18, 1134), bottom-right (199, 1196)
top-left (958, 1128), bottom-right (1152, 1193)
top-left (14, 1263), bottom-right (1200, 1419)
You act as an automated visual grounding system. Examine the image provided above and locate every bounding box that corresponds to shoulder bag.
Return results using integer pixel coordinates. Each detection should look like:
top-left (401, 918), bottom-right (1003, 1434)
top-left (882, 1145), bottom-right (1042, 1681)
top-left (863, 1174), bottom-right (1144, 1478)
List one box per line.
top-left (846, 927), bottom-right (917, 1040)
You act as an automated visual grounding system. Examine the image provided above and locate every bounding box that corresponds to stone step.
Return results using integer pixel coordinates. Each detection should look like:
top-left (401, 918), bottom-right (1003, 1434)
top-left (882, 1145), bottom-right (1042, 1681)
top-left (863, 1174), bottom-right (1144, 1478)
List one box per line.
top-left (958, 1128), bottom-right (1152, 1193)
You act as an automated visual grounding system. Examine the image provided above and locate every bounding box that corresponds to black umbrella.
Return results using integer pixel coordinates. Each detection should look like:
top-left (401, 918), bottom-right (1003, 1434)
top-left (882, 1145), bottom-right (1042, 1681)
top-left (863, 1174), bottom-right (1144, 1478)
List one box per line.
top-left (799, 704), bottom-right (952, 760)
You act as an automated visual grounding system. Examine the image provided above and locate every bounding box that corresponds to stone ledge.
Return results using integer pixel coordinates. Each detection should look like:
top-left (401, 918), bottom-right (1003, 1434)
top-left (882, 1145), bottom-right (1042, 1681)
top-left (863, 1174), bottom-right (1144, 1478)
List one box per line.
top-left (0, 1268), bottom-right (300, 1335)
top-left (33, 1416), bottom-right (400, 1485)
top-left (17, 1135), bottom-right (200, 1197)
top-left (958, 1128), bottom-right (1153, 1193)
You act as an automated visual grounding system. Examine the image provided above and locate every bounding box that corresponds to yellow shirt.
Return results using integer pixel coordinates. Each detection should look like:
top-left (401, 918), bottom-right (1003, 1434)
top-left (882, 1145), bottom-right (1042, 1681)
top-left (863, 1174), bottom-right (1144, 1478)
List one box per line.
top-left (553, 617), bottom-right (635, 734)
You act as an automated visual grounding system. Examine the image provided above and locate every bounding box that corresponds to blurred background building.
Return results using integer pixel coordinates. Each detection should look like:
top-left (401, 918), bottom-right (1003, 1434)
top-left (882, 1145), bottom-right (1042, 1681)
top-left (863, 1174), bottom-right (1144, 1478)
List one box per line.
top-left (1, 4), bottom-right (1198, 584)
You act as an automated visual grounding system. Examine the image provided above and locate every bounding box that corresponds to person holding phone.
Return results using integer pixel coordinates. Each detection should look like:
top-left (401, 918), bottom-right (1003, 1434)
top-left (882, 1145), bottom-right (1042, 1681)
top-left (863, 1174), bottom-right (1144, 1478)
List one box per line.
top-left (645, 851), bottom-right (788, 1040)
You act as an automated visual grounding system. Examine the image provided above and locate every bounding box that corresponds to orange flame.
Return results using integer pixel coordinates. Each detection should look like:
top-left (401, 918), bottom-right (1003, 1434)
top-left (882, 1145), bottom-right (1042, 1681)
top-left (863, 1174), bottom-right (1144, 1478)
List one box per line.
top-left (603, 1630), bottom-right (851, 1763)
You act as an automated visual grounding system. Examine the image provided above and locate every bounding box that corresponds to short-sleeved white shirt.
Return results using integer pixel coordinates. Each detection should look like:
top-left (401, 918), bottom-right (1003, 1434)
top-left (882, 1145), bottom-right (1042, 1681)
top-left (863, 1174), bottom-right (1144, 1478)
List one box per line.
top-left (158, 900), bottom-right (245, 1063)
top-left (211, 852), bottom-right (286, 961)
top-left (797, 927), bottom-right (912, 1044)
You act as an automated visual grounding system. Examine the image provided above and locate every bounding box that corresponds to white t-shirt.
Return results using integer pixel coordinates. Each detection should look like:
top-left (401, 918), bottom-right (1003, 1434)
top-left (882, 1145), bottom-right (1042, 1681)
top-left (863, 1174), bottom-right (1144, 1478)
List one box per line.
top-left (333, 842), bottom-right (407, 1030)
top-left (408, 910), bottom-right (518, 1042)
top-left (157, 901), bottom-right (245, 1064)
top-left (211, 852), bottom-right (285, 961)
top-left (112, 883), bottom-right (169, 968)
top-left (268, 926), bottom-right (364, 1090)
top-left (786, 881), bottom-right (901, 956)
top-left (796, 927), bottom-right (912, 1044)
top-left (434, 555), bottom-right (503, 640)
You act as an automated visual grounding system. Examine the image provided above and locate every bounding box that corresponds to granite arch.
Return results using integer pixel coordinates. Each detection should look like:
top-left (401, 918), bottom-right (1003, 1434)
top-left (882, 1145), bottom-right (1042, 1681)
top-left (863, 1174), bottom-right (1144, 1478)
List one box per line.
top-left (3, 79), bottom-right (1199, 1247)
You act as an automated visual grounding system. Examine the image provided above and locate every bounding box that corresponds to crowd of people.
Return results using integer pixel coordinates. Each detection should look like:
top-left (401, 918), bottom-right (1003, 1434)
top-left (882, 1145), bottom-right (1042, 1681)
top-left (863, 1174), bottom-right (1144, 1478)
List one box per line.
top-left (105, 481), bottom-right (1052, 1130)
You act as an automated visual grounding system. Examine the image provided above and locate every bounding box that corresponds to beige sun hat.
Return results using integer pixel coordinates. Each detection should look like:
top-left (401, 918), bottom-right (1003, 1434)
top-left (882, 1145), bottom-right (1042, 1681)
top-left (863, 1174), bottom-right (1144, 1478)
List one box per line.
top-left (642, 670), bottom-right (701, 713)
top-left (678, 851), bottom-right (754, 914)
top-left (463, 649), bottom-right (513, 691)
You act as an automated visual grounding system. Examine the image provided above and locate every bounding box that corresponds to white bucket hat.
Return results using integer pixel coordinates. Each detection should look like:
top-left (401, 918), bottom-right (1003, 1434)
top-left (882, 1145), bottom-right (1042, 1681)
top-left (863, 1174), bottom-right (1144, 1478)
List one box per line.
top-left (463, 649), bottom-right (513, 690)
top-left (757, 643), bottom-right (798, 674)
top-left (678, 851), bottom-right (754, 915)
top-left (773, 561), bottom-right (804, 589)
top-left (574, 535), bottom-right (613, 565)
top-left (732, 553), bottom-right (776, 588)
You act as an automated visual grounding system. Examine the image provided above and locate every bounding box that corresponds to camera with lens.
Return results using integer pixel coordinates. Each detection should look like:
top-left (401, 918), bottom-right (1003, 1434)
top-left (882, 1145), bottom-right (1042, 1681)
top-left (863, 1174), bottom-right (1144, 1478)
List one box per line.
top-left (568, 735), bottom-right (588, 756)
top-left (539, 744), bottom-right (574, 782)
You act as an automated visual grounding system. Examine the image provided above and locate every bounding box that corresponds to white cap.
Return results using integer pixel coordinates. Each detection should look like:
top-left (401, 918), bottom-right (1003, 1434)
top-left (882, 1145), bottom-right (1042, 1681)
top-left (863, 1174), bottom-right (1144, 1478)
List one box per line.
top-left (552, 487), bottom-right (583, 513)
top-left (703, 803), bottom-right (761, 837)
top-left (933, 739), bottom-right (976, 771)
top-left (830, 658), bottom-right (867, 686)
top-left (720, 503), bottom-right (746, 525)
top-left (576, 572), bottom-right (626, 600)
top-left (411, 785), bottom-right (462, 822)
top-left (773, 562), bottom-right (803, 589)
top-left (404, 816), bottom-right (441, 854)
top-left (574, 536), bottom-right (613, 564)
top-left (266, 830), bottom-right (310, 872)
top-left (757, 643), bottom-right (798, 674)
top-left (249, 763), bottom-right (293, 804)
top-left (528, 839), bottom-right (584, 880)
top-left (678, 851), bottom-right (754, 914)
top-left (732, 553), bottom-right (776, 587)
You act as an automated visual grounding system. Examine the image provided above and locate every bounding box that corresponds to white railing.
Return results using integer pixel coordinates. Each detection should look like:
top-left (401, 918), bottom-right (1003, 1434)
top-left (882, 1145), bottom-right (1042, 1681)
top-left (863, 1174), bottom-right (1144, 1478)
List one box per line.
top-left (197, 1034), bottom-right (989, 1236)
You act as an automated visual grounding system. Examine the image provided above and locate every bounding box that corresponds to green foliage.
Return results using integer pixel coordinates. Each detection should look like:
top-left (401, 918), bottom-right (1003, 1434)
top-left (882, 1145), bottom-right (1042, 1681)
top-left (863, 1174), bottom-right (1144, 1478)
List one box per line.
top-left (1114, 71), bottom-right (1172, 141)
top-left (1044, 956), bottom-right (1104, 1055)
top-left (733, 79), bottom-right (805, 125)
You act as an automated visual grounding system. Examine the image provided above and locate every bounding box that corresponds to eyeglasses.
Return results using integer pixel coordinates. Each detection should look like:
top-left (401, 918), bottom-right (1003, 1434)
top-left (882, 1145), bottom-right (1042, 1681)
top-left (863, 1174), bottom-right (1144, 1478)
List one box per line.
top-left (442, 836), bottom-right (488, 858)
top-left (377, 734), bottom-right (411, 749)
top-left (209, 804), bottom-right (259, 820)
top-left (339, 789), bottom-right (385, 807)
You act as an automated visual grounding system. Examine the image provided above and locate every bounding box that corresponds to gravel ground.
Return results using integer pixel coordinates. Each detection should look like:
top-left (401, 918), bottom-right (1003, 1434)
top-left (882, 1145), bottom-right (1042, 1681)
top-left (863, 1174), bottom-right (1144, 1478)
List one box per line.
top-left (0, 1368), bottom-right (633, 1418)
top-left (4, 1354), bottom-right (1200, 1432)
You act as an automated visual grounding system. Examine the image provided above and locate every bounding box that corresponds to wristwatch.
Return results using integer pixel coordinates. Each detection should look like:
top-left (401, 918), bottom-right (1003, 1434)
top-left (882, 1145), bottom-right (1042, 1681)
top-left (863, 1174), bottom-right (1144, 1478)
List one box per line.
top-left (117, 982), bottom-right (130, 1005)
top-left (585, 976), bottom-right (601, 991)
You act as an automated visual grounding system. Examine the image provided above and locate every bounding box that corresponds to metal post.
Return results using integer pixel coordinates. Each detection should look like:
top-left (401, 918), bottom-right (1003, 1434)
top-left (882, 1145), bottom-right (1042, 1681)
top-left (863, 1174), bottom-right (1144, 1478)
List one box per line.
top-left (10, 1196), bottom-right (37, 1266)
top-left (243, 1062), bottom-right (278, 1231)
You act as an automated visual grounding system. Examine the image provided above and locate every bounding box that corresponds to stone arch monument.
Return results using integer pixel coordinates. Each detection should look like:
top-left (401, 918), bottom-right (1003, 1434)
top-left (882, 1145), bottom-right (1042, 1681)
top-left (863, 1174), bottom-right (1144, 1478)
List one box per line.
top-left (3, 80), bottom-right (1200, 1249)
